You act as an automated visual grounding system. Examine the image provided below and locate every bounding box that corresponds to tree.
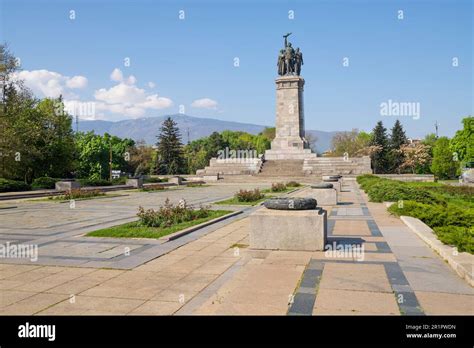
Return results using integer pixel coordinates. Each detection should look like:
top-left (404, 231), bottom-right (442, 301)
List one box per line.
top-left (370, 121), bottom-right (389, 173)
top-left (155, 117), bottom-right (185, 174)
top-left (450, 116), bottom-right (474, 172)
top-left (128, 140), bottom-right (154, 177)
top-left (261, 127), bottom-right (275, 141)
top-left (76, 132), bottom-right (134, 180)
top-left (305, 132), bottom-right (318, 153)
top-left (389, 119), bottom-right (408, 173)
top-left (431, 137), bottom-right (457, 179)
top-left (398, 143), bottom-right (431, 174)
top-left (328, 129), bottom-right (372, 157)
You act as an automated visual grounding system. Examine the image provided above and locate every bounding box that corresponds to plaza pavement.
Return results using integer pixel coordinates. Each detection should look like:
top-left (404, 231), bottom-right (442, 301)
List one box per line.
top-left (0, 180), bottom-right (472, 315)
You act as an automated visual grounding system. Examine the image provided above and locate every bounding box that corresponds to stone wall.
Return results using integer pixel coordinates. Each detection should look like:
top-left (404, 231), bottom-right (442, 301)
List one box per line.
top-left (303, 156), bottom-right (372, 176)
top-left (196, 157), bottom-right (263, 176)
top-left (375, 174), bottom-right (435, 182)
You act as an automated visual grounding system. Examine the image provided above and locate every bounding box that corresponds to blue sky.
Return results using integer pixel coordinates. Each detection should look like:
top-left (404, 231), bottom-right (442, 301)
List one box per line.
top-left (1, 0), bottom-right (472, 138)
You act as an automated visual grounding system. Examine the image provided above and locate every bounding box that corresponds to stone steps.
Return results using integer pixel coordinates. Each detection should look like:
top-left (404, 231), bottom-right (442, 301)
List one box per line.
top-left (258, 160), bottom-right (305, 177)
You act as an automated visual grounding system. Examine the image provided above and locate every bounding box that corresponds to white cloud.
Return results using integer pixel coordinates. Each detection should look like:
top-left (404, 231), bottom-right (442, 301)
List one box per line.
top-left (126, 75), bottom-right (137, 85)
top-left (66, 75), bottom-right (88, 89)
top-left (94, 79), bottom-right (173, 118)
top-left (148, 81), bottom-right (156, 88)
top-left (13, 69), bottom-right (88, 98)
top-left (110, 68), bottom-right (123, 82)
top-left (191, 98), bottom-right (218, 109)
top-left (16, 67), bottom-right (173, 120)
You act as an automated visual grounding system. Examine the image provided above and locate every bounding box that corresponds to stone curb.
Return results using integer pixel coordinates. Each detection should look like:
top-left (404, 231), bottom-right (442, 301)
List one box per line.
top-left (159, 210), bottom-right (243, 242)
top-left (400, 215), bottom-right (473, 287)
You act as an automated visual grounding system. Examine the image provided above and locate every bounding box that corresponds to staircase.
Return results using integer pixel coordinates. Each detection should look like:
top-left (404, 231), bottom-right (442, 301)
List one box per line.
top-left (258, 160), bottom-right (305, 177)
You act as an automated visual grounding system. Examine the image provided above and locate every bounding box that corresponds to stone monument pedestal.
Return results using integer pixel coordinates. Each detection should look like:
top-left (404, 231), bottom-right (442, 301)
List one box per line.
top-left (264, 75), bottom-right (317, 161)
top-left (308, 188), bottom-right (337, 206)
top-left (250, 207), bottom-right (327, 251)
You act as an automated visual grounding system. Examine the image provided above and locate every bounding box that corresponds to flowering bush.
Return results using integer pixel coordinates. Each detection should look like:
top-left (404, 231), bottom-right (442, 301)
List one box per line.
top-left (235, 189), bottom-right (264, 202)
top-left (271, 182), bottom-right (287, 192)
top-left (137, 198), bottom-right (210, 228)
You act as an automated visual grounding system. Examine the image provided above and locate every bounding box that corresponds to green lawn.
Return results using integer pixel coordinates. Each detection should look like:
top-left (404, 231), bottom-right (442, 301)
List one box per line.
top-left (31, 193), bottom-right (125, 203)
top-left (213, 196), bottom-right (268, 206)
top-left (261, 187), bottom-right (296, 194)
top-left (87, 209), bottom-right (232, 239)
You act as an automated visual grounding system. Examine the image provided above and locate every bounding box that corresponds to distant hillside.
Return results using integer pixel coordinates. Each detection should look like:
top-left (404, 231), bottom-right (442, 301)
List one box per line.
top-left (78, 114), bottom-right (338, 152)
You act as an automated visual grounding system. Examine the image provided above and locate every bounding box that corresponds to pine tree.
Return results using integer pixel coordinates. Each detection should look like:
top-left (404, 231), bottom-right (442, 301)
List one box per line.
top-left (155, 117), bottom-right (185, 174)
top-left (370, 121), bottom-right (389, 174)
top-left (389, 119), bottom-right (408, 173)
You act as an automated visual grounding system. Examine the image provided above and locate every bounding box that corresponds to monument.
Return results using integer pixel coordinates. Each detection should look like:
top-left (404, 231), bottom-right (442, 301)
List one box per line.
top-left (264, 33), bottom-right (317, 161)
top-left (197, 34), bottom-right (372, 178)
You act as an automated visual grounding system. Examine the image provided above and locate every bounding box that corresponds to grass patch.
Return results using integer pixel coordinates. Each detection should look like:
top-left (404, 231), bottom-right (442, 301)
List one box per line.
top-left (230, 243), bottom-right (248, 249)
top-left (87, 209), bottom-right (231, 239)
top-left (214, 196), bottom-right (268, 206)
top-left (185, 183), bottom-right (209, 188)
top-left (32, 193), bottom-right (124, 202)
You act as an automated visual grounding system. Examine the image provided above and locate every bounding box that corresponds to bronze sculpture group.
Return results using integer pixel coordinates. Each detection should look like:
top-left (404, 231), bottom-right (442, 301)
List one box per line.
top-left (277, 33), bottom-right (303, 76)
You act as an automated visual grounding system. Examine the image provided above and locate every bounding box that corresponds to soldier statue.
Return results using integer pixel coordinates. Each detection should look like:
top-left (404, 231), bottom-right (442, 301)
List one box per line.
top-left (278, 33), bottom-right (303, 76)
top-left (295, 47), bottom-right (303, 75)
top-left (284, 42), bottom-right (295, 74)
top-left (277, 49), bottom-right (285, 76)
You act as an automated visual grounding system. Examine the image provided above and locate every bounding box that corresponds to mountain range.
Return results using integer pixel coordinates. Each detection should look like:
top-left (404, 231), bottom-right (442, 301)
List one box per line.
top-left (77, 114), bottom-right (338, 152)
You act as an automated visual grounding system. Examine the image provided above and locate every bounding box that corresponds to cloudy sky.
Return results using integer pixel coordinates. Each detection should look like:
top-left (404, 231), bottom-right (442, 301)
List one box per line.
top-left (1, 0), bottom-right (472, 138)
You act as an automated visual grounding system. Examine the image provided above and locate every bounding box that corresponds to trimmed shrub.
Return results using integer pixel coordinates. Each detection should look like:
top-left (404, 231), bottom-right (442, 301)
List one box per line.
top-left (388, 201), bottom-right (473, 229)
top-left (271, 182), bottom-right (287, 192)
top-left (111, 177), bottom-right (127, 185)
top-left (422, 185), bottom-right (474, 203)
top-left (366, 181), bottom-right (444, 205)
top-left (235, 189), bottom-right (264, 202)
top-left (144, 177), bottom-right (168, 183)
top-left (357, 175), bottom-right (443, 205)
top-left (433, 226), bottom-right (474, 253)
top-left (31, 177), bottom-right (58, 189)
top-left (78, 178), bottom-right (112, 187)
top-left (0, 178), bottom-right (31, 193)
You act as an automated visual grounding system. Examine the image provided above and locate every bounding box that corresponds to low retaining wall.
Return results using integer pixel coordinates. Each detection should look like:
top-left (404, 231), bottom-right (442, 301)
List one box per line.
top-left (401, 216), bottom-right (473, 287)
top-left (375, 174), bottom-right (435, 182)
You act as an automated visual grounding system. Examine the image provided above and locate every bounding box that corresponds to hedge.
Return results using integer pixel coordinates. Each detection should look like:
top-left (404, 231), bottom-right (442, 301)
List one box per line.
top-left (0, 178), bottom-right (31, 193)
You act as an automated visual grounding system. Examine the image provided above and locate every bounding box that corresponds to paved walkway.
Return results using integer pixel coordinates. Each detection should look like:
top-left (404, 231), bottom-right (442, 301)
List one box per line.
top-left (0, 180), bottom-right (472, 315)
top-left (0, 183), bottom-right (266, 269)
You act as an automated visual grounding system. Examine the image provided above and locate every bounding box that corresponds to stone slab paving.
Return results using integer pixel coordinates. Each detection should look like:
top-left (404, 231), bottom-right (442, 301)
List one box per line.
top-left (0, 183), bottom-right (268, 268)
top-left (0, 179), bottom-right (472, 315)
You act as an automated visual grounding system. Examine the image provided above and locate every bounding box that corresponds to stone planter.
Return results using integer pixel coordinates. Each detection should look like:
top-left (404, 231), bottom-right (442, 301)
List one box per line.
top-left (55, 180), bottom-right (80, 192)
top-left (169, 176), bottom-right (183, 185)
top-left (309, 186), bottom-right (337, 205)
top-left (203, 174), bottom-right (220, 182)
top-left (126, 178), bottom-right (143, 188)
top-left (250, 207), bottom-right (327, 251)
top-left (250, 197), bottom-right (327, 251)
